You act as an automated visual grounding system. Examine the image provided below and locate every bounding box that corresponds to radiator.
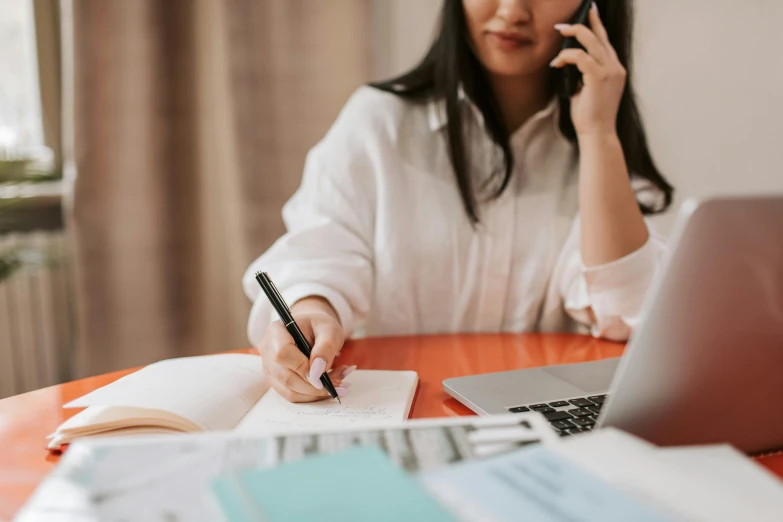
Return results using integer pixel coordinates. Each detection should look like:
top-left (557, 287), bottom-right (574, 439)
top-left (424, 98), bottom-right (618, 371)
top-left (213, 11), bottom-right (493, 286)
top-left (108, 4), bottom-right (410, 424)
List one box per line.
top-left (0, 231), bottom-right (73, 399)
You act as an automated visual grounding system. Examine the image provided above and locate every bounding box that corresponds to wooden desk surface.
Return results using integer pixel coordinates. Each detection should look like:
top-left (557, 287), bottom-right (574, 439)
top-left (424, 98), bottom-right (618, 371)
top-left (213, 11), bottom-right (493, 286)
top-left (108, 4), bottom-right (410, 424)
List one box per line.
top-left (1, 333), bottom-right (781, 519)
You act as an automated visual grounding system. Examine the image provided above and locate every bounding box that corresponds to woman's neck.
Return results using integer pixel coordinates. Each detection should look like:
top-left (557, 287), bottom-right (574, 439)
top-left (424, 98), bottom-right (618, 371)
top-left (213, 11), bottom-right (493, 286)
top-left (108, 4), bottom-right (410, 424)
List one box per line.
top-left (489, 71), bottom-right (553, 135)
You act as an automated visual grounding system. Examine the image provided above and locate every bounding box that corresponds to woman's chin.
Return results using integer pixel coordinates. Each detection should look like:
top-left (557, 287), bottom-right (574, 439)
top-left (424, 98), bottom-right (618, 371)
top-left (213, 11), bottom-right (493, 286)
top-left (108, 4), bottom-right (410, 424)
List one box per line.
top-left (478, 50), bottom-right (550, 79)
top-left (483, 62), bottom-right (548, 80)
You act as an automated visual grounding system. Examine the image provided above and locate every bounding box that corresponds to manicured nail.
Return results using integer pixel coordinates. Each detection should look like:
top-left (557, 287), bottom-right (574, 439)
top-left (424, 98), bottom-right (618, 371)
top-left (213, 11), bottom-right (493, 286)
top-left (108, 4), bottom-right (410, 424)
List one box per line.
top-left (339, 382), bottom-right (352, 389)
top-left (592, 2), bottom-right (599, 15)
top-left (308, 358), bottom-right (326, 389)
top-left (549, 57), bottom-right (560, 67)
top-left (554, 23), bottom-right (570, 31)
top-left (336, 387), bottom-right (350, 397)
top-left (341, 365), bottom-right (357, 379)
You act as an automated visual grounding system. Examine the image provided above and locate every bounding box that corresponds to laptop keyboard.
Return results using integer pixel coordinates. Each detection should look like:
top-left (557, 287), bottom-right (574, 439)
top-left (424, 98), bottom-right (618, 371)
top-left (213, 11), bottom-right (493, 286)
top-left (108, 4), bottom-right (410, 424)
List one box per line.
top-left (508, 394), bottom-right (607, 437)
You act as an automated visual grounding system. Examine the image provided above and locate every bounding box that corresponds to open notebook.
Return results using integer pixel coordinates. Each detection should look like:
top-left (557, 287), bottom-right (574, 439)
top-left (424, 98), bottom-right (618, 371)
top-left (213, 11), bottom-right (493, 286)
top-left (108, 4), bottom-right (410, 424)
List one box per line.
top-left (47, 354), bottom-right (419, 449)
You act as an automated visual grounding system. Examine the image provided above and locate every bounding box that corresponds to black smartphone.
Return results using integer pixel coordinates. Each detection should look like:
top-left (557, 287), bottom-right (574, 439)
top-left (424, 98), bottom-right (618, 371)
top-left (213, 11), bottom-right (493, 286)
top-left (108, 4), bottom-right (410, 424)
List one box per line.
top-left (561, 0), bottom-right (593, 98)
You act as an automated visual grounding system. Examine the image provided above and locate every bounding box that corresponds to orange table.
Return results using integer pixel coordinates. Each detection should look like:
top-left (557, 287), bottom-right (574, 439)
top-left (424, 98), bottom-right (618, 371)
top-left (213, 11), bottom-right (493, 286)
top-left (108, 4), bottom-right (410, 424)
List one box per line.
top-left (1, 333), bottom-right (781, 519)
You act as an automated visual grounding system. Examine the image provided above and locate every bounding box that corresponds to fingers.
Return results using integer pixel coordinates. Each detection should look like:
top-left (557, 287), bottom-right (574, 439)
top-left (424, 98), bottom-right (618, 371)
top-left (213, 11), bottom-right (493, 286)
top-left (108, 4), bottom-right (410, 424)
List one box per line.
top-left (329, 364), bottom-right (357, 380)
top-left (268, 377), bottom-right (331, 403)
top-left (264, 321), bottom-right (311, 382)
top-left (265, 358), bottom-right (342, 398)
top-left (307, 320), bottom-right (344, 390)
top-left (555, 22), bottom-right (608, 65)
top-left (588, 3), bottom-right (613, 53)
top-left (259, 317), bottom-right (354, 402)
top-left (549, 48), bottom-right (602, 79)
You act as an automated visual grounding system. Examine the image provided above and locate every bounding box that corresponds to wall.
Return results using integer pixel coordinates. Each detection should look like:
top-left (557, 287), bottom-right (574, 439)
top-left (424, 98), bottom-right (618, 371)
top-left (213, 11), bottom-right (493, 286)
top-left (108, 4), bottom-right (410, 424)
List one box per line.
top-left (634, 0), bottom-right (783, 234)
top-left (371, 0), bottom-right (442, 80)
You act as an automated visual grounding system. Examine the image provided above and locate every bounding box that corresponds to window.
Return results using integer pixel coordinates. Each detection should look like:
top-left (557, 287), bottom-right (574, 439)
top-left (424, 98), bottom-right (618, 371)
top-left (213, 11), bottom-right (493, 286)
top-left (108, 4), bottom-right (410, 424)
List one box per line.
top-left (0, 0), bottom-right (44, 152)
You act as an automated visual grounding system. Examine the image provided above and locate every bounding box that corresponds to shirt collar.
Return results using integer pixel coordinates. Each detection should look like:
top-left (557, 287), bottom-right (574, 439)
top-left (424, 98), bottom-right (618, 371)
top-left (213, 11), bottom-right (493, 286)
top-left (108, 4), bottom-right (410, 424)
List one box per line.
top-left (427, 89), bottom-right (560, 136)
top-left (427, 87), bottom-right (472, 132)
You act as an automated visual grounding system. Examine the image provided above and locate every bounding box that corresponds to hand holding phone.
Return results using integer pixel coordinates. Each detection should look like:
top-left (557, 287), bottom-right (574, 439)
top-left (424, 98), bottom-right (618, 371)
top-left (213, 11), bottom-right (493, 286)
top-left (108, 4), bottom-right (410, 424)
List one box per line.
top-left (560, 0), bottom-right (593, 98)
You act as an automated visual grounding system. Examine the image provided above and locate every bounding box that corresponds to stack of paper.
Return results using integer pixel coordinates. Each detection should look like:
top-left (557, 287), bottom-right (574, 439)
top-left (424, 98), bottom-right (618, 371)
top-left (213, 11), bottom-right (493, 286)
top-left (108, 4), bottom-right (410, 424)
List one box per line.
top-left (416, 428), bottom-right (783, 521)
top-left (211, 441), bottom-right (676, 522)
top-left (205, 428), bottom-right (783, 522)
top-left (16, 418), bottom-right (783, 521)
top-left (16, 413), bottom-right (555, 521)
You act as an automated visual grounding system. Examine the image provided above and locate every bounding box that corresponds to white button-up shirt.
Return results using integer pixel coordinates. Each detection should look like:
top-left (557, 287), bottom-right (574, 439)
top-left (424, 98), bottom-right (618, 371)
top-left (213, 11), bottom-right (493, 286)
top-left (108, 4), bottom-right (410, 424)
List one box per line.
top-left (243, 86), bottom-right (667, 346)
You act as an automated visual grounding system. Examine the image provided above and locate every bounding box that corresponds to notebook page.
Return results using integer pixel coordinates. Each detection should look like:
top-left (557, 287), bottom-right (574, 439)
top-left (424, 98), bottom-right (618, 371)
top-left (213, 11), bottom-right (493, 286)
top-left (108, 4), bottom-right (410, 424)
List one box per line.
top-left (66, 354), bottom-right (271, 431)
top-left (234, 370), bottom-right (418, 433)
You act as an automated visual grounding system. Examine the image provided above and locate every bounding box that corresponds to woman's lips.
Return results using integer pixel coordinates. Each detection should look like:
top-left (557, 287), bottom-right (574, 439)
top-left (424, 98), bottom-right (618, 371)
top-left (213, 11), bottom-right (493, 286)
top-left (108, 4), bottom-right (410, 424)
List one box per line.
top-left (487, 31), bottom-right (533, 50)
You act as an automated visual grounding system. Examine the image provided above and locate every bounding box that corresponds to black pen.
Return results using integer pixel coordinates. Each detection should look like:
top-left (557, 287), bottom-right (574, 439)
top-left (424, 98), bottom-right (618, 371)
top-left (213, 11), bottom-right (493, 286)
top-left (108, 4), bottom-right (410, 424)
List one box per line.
top-left (254, 271), bottom-right (341, 403)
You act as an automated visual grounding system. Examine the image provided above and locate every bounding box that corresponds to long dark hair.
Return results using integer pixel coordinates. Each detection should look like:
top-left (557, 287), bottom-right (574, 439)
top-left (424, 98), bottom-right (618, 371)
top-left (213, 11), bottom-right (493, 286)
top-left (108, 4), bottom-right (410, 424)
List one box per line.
top-left (371, 0), bottom-right (673, 224)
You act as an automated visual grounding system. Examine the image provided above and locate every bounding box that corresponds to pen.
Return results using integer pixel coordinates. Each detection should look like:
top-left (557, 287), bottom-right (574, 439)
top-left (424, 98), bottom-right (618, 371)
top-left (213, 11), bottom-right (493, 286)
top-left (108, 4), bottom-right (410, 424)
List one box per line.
top-left (254, 271), bottom-right (341, 403)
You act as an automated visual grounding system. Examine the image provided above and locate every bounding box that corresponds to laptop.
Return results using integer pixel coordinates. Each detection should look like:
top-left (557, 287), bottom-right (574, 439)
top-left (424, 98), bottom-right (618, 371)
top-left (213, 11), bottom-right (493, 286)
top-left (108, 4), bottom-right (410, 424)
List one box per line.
top-left (443, 195), bottom-right (783, 454)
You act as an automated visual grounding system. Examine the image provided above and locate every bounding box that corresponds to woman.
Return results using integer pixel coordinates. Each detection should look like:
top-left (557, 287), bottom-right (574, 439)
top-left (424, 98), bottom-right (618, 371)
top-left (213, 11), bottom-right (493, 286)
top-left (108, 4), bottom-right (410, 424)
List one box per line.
top-left (243, 0), bottom-right (674, 403)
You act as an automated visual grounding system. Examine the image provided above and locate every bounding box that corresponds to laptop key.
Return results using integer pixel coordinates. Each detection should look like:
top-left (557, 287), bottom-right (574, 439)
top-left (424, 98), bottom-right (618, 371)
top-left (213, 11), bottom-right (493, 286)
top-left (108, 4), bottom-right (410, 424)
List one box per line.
top-left (568, 408), bottom-right (592, 417)
top-left (568, 398), bottom-right (594, 408)
top-left (567, 428), bottom-right (583, 435)
top-left (530, 404), bottom-right (549, 410)
top-left (550, 420), bottom-right (575, 430)
top-left (549, 401), bottom-right (569, 408)
top-left (542, 411), bottom-right (573, 422)
top-left (586, 406), bottom-right (601, 415)
top-left (508, 406), bottom-right (530, 413)
top-left (535, 407), bottom-right (555, 413)
top-left (571, 417), bottom-right (594, 427)
top-left (587, 395), bottom-right (606, 404)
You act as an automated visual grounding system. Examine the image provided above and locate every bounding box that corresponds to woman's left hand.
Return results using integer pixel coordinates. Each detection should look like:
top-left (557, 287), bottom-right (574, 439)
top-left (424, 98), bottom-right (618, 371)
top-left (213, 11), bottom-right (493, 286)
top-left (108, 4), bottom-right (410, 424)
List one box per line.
top-left (550, 4), bottom-right (626, 137)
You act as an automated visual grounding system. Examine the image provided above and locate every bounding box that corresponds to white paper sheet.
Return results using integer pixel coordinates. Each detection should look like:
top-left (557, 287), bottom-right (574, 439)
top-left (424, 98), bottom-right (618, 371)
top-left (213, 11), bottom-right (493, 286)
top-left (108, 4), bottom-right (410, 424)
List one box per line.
top-left (549, 428), bottom-right (783, 522)
top-left (657, 445), bottom-right (783, 516)
top-left (235, 370), bottom-right (418, 433)
top-left (421, 444), bottom-right (678, 522)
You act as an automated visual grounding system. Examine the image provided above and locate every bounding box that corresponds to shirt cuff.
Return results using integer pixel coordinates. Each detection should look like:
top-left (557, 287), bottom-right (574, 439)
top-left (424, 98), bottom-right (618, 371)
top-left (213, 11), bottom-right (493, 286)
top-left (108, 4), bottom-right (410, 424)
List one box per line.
top-left (566, 236), bottom-right (665, 341)
top-left (247, 282), bottom-right (355, 347)
top-left (583, 236), bottom-right (661, 310)
top-left (281, 283), bottom-right (355, 337)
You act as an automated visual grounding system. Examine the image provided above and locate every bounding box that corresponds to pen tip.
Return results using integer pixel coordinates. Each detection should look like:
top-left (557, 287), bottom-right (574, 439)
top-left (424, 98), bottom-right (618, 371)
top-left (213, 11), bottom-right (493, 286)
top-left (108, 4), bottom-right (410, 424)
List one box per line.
top-left (336, 397), bottom-right (342, 404)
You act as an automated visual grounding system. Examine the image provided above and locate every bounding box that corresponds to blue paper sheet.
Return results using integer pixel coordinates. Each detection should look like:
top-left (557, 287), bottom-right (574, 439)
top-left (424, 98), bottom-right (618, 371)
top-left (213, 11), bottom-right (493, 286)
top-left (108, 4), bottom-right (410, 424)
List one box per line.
top-left (211, 445), bottom-right (456, 522)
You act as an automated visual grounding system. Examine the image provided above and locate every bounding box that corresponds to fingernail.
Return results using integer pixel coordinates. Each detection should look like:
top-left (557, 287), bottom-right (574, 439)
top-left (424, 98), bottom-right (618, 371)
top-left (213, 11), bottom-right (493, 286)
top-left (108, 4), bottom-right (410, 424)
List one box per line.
top-left (308, 358), bottom-right (326, 389)
top-left (549, 57), bottom-right (559, 67)
top-left (341, 365), bottom-right (357, 379)
top-left (554, 23), bottom-right (570, 30)
top-left (339, 382), bottom-right (352, 389)
top-left (336, 387), bottom-right (350, 397)
top-left (592, 2), bottom-right (599, 14)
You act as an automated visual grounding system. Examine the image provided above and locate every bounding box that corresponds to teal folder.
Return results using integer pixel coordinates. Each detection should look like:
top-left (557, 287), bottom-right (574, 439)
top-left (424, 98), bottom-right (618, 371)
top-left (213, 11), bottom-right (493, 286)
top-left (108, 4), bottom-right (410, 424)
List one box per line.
top-left (211, 445), bottom-right (456, 522)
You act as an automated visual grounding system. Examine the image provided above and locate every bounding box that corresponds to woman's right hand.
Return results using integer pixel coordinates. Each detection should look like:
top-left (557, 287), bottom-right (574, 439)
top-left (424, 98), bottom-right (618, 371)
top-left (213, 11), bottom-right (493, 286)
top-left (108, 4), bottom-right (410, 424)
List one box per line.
top-left (257, 297), bottom-right (354, 403)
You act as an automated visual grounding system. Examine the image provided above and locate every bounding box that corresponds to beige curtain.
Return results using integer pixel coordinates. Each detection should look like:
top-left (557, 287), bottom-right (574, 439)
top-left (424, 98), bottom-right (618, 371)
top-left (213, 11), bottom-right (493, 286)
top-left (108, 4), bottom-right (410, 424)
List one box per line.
top-left (61, 0), bottom-right (373, 377)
